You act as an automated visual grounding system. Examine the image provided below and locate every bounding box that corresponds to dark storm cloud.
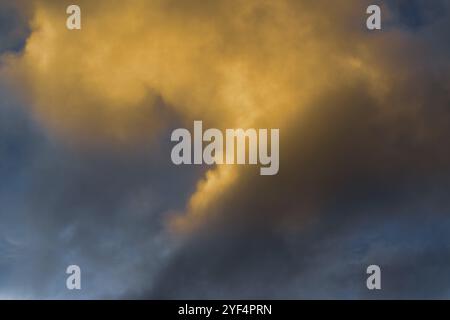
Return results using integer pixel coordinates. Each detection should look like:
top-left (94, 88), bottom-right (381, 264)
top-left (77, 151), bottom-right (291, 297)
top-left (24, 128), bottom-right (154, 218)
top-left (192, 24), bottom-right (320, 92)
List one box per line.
top-left (0, 80), bottom-right (203, 298)
top-left (145, 2), bottom-right (450, 298)
top-left (0, 2), bottom-right (29, 55)
top-left (148, 81), bottom-right (450, 298)
top-left (386, 0), bottom-right (449, 30)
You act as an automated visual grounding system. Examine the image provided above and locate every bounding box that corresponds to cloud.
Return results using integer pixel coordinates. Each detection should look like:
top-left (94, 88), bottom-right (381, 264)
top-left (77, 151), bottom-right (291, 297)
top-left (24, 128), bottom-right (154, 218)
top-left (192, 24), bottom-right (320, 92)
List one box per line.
top-left (0, 73), bottom-right (199, 298)
top-left (0, 1), bottom-right (29, 54)
top-left (0, 0), bottom-right (449, 298)
top-left (148, 78), bottom-right (450, 298)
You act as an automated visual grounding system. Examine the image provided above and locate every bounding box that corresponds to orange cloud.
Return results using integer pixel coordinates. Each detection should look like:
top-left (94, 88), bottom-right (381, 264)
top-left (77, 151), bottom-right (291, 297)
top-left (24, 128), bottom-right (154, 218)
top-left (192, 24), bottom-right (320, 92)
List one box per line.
top-left (1, 0), bottom-right (403, 232)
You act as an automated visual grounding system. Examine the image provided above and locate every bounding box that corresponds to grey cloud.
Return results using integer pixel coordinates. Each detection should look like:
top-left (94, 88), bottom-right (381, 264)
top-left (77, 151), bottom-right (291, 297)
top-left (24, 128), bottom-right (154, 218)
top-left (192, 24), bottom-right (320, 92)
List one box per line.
top-left (0, 2), bottom-right (29, 55)
top-left (0, 82), bottom-right (203, 298)
top-left (143, 3), bottom-right (450, 298)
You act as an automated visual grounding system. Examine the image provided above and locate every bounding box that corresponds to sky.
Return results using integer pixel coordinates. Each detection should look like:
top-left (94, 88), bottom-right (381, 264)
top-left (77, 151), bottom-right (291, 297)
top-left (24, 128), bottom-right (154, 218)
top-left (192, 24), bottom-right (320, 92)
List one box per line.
top-left (0, 0), bottom-right (449, 299)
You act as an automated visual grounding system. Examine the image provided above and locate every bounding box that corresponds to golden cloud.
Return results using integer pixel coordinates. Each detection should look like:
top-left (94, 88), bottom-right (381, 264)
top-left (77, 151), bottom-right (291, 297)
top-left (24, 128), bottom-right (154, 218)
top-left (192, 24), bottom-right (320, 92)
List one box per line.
top-left (2, 0), bottom-right (403, 231)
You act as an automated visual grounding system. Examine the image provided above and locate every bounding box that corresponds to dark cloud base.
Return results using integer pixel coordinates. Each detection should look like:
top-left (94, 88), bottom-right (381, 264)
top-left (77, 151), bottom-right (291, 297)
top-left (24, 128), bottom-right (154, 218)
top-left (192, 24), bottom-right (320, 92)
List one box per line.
top-left (147, 80), bottom-right (450, 299)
